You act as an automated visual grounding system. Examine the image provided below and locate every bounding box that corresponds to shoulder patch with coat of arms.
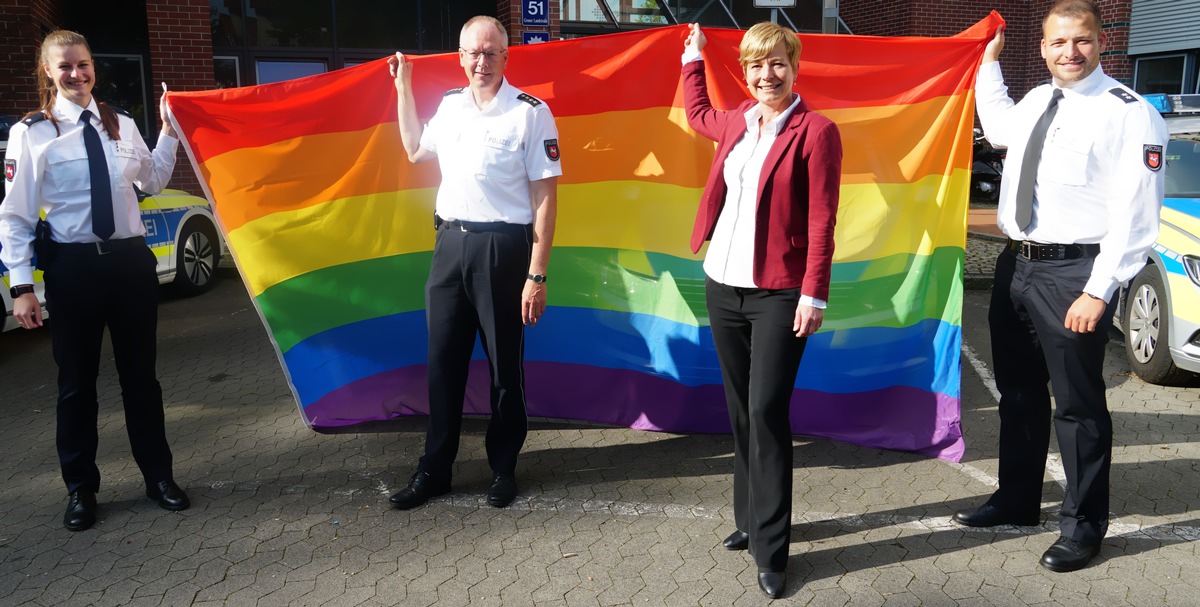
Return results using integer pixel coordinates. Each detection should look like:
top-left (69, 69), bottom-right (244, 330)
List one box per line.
top-left (1143, 144), bottom-right (1163, 171)
top-left (4, 159), bottom-right (15, 182)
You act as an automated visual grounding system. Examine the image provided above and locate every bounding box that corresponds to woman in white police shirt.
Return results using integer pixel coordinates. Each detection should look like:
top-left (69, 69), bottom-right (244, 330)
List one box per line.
top-left (0, 30), bottom-right (190, 532)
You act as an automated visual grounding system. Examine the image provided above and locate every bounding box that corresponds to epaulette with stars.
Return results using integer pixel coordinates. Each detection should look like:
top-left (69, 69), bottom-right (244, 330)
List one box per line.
top-left (1108, 88), bottom-right (1137, 104)
top-left (443, 87), bottom-right (465, 97)
top-left (516, 93), bottom-right (542, 107)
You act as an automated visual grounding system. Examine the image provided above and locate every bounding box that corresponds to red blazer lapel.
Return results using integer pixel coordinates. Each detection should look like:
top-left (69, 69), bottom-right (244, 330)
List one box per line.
top-left (757, 98), bottom-right (808, 202)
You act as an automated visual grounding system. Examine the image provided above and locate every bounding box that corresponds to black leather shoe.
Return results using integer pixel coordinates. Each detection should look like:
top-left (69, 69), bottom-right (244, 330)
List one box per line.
top-left (64, 489), bottom-right (97, 532)
top-left (488, 473), bottom-right (518, 508)
top-left (147, 480), bottom-right (190, 511)
top-left (722, 530), bottom-right (749, 550)
top-left (389, 471), bottom-right (450, 510)
top-left (757, 571), bottom-right (785, 599)
top-left (952, 503), bottom-right (1039, 527)
top-left (1039, 537), bottom-right (1101, 572)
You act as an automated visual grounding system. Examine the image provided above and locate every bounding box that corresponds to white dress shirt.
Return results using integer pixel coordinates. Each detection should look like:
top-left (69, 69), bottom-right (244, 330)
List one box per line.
top-left (704, 97), bottom-right (801, 287)
top-left (420, 78), bottom-right (561, 224)
top-left (682, 51), bottom-right (825, 308)
top-left (975, 62), bottom-right (1168, 300)
top-left (1, 93), bottom-right (178, 286)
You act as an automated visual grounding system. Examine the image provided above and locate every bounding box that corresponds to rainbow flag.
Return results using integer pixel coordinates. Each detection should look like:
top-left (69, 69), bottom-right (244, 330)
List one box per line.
top-left (168, 14), bottom-right (1003, 462)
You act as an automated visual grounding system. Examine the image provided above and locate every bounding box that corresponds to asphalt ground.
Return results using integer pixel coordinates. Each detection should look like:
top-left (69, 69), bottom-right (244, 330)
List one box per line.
top-left (0, 226), bottom-right (1198, 606)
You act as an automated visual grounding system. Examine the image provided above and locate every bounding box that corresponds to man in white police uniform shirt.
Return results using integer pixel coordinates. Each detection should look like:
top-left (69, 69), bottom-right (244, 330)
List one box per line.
top-left (952, 0), bottom-right (1167, 573)
top-left (385, 15), bottom-right (560, 510)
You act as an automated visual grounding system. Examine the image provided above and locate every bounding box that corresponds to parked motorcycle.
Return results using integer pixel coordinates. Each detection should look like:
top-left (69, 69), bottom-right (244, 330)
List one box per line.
top-left (971, 127), bottom-right (1005, 203)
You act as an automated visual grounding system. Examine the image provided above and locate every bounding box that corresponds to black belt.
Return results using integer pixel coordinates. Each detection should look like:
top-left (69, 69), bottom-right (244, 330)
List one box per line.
top-left (52, 236), bottom-right (147, 255)
top-left (1006, 239), bottom-right (1100, 261)
top-left (435, 214), bottom-right (530, 234)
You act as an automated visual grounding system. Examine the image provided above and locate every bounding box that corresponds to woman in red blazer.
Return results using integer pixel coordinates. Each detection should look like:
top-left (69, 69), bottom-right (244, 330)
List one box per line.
top-left (682, 22), bottom-right (841, 599)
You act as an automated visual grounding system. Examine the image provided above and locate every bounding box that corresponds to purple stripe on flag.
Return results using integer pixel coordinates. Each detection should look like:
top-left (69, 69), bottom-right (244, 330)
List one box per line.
top-left (303, 361), bottom-right (964, 461)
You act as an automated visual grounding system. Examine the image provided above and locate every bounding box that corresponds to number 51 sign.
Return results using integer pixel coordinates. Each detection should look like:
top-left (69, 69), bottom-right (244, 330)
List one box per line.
top-left (522, 0), bottom-right (549, 26)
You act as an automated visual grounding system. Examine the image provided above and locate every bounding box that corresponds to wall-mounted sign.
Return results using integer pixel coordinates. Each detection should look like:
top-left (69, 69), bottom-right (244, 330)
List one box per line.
top-left (522, 31), bottom-right (549, 45)
top-left (522, 0), bottom-right (549, 26)
top-left (754, 0), bottom-right (797, 6)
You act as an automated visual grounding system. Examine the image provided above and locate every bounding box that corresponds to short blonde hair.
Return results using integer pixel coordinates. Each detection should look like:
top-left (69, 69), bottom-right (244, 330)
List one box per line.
top-left (739, 22), bottom-right (801, 69)
top-left (460, 15), bottom-right (508, 49)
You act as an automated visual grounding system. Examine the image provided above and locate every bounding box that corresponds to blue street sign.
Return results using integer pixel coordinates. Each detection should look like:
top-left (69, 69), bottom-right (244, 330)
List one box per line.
top-left (522, 0), bottom-right (549, 26)
top-left (522, 31), bottom-right (549, 45)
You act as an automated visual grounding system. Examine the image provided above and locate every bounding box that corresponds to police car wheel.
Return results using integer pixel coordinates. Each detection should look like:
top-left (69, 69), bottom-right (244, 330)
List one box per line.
top-left (1124, 265), bottom-right (1191, 385)
top-left (172, 218), bottom-right (219, 296)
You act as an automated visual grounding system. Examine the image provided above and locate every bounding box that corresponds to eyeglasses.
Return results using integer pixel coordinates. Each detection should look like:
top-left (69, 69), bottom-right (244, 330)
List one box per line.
top-left (460, 48), bottom-right (506, 62)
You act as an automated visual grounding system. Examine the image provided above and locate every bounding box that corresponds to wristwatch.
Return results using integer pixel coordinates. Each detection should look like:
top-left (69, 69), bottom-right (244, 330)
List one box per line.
top-left (527, 273), bottom-right (547, 284)
top-left (10, 284), bottom-right (34, 299)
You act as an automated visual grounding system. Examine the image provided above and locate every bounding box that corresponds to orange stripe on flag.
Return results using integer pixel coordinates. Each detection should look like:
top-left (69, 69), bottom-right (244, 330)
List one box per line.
top-left (201, 123), bottom-right (435, 232)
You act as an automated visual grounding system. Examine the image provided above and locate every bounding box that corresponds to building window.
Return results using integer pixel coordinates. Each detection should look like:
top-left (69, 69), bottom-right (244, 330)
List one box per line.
top-left (212, 0), bottom-right (493, 85)
top-left (211, 0), bottom-right (246, 47)
top-left (94, 54), bottom-right (150, 137)
top-left (256, 60), bottom-right (327, 84)
top-left (1134, 54), bottom-right (1187, 95)
top-left (214, 56), bottom-right (241, 89)
top-left (336, 1), bottom-right (420, 50)
top-left (562, 0), bottom-right (668, 24)
top-left (248, 0), bottom-right (333, 48)
top-left (559, 0), bottom-right (823, 34)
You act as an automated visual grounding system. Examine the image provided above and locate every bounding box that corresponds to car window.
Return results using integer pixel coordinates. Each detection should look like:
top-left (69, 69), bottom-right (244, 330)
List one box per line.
top-left (1165, 138), bottom-right (1200, 199)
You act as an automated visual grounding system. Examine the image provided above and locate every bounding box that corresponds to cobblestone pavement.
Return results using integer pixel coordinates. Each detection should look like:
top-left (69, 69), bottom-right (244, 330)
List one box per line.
top-left (964, 235), bottom-right (1005, 282)
top-left (965, 204), bottom-right (1005, 288)
top-left (1, 237), bottom-right (1197, 606)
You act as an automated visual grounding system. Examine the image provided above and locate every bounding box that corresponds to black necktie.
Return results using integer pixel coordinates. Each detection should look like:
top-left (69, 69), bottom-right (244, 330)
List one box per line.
top-left (80, 109), bottom-right (114, 241)
top-left (1014, 89), bottom-right (1064, 232)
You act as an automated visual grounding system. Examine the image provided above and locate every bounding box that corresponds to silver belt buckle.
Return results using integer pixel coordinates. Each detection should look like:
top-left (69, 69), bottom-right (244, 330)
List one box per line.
top-left (95, 241), bottom-right (110, 255)
top-left (1020, 241), bottom-right (1032, 259)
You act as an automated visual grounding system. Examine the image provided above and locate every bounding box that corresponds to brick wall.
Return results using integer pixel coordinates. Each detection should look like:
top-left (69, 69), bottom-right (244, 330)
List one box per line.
top-left (145, 0), bottom-right (214, 196)
top-left (1096, 0), bottom-right (1133, 84)
top-left (839, 0), bottom-right (1134, 101)
top-left (0, 0), bottom-right (62, 119)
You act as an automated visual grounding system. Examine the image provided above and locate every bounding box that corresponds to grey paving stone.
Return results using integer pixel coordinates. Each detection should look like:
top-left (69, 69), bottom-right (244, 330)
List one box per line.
top-left (1, 242), bottom-right (1199, 606)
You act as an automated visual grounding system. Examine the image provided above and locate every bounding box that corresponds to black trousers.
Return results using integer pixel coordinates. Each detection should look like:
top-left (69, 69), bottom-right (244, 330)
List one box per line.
top-left (987, 247), bottom-right (1114, 543)
top-left (706, 278), bottom-right (808, 572)
top-left (43, 244), bottom-right (173, 495)
top-left (419, 222), bottom-right (532, 480)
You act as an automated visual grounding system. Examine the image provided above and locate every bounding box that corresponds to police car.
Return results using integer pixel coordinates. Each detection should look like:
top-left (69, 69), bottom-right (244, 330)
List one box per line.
top-left (0, 116), bottom-right (12, 191)
top-left (1115, 93), bottom-right (1200, 385)
top-left (0, 115), bottom-right (12, 156)
top-left (1, 188), bottom-right (222, 332)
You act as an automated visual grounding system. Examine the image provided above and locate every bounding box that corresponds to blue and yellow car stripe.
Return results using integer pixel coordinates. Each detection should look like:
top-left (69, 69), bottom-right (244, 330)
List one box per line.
top-left (1153, 198), bottom-right (1200, 330)
top-left (4, 188), bottom-right (221, 327)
